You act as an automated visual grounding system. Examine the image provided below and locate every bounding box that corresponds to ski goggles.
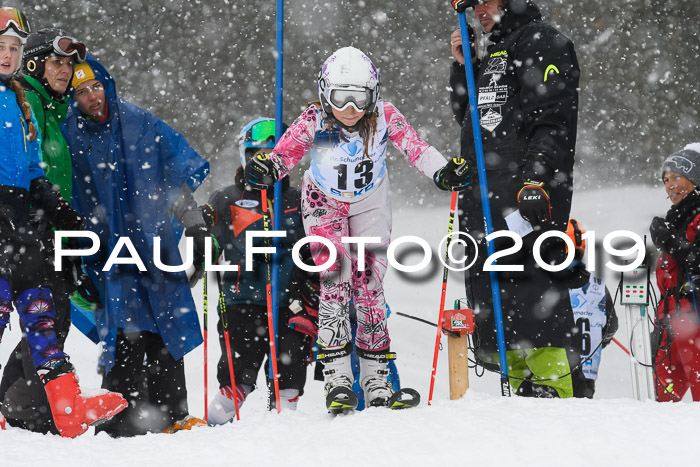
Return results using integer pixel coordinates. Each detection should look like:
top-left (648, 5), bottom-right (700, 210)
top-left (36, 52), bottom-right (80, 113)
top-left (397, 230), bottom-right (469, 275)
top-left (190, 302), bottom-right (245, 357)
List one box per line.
top-left (244, 119), bottom-right (277, 147)
top-left (0, 8), bottom-right (30, 38)
top-left (324, 86), bottom-right (373, 112)
top-left (52, 36), bottom-right (87, 62)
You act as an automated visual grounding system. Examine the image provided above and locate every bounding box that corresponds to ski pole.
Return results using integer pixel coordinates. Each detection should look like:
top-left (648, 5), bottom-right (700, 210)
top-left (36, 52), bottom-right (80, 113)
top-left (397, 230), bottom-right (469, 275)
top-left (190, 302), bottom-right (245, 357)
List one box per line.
top-left (398, 311), bottom-right (441, 328)
top-left (457, 10), bottom-right (511, 396)
top-left (262, 189), bottom-right (281, 413)
top-left (428, 192), bottom-right (459, 405)
top-left (612, 337), bottom-right (630, 355)
top-left (267, 0), bottom-right (285, 411)
top-left (397, 311), bottom-right (461, 338)
top-left (216, 271), bottom-right (240, 421)
top-left (203, 271), bottom-right (209, 423)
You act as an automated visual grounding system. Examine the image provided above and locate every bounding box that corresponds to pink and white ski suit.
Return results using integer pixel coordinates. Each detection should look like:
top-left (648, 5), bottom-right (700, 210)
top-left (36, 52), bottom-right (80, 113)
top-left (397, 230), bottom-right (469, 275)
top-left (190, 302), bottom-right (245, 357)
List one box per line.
top-left (268, 101), bottom-right (446, 351)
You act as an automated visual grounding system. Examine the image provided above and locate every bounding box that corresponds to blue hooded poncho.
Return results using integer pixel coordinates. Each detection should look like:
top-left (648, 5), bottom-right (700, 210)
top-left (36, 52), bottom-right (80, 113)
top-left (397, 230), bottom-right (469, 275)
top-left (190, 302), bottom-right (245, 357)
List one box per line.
top-left (62, 56), bottom-right (209, 374)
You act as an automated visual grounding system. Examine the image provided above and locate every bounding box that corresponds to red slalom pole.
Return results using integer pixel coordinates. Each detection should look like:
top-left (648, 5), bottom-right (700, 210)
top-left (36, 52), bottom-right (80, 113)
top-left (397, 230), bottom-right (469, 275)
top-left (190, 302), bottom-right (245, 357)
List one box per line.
top-left (261, 189), bottom-right (281, 413)
top-left (217, 272), bottom-right (240, 421)
top-left (428, 191), bottom-right (459, 405)
top-left (612, 337), bottom-right (630, 355)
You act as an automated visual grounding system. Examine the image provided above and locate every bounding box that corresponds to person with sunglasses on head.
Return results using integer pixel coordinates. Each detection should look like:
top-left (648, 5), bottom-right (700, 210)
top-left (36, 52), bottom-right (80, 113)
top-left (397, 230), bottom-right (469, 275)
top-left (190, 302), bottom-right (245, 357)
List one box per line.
top-left (0, 8), bottom-right (127, 437)
top-left (200, 118), bottom-right (321, 423)
top-left (61, 55), bottom-right (211, 436)
top-left (0, 28), bottom-right (97, 434)
top-left (244, 46), bottom-right (469, 412)
top-left (449, 0), bottom-right (583, 398)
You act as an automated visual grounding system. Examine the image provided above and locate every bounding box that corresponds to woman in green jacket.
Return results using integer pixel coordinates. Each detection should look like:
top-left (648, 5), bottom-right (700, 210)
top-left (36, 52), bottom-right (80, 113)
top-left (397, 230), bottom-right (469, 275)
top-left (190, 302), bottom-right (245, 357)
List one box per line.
top-left (21, 28), bottom-right (86, 198)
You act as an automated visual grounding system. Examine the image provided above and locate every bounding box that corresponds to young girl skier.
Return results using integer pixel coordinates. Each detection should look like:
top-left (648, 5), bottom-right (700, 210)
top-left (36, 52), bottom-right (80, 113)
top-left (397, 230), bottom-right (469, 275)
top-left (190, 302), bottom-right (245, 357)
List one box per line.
top-left (244, 46), bottom-right (470, 412)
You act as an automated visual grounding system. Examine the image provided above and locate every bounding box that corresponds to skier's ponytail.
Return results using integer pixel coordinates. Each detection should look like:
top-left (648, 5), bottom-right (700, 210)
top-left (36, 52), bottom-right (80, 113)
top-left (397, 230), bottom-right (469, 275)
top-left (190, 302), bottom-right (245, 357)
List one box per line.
top-left (358, 111), bottom-right (377, 161)
top-left (9, 77), bottom-right (37, 142)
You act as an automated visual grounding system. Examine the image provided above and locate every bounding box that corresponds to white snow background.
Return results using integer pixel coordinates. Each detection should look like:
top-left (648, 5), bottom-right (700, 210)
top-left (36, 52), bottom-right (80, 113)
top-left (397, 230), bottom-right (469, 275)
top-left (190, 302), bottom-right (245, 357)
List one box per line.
top-left (2, 185), bottom-right (699, 467)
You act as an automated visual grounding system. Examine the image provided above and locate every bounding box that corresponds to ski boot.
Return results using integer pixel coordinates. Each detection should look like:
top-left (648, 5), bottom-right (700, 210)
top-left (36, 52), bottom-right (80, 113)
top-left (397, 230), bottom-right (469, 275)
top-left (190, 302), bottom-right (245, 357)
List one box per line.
top-left (40, 361), bottom-right (128, 438)
top-left (207, 384), bottom-right (249, 426)
top-left (267, 381), bottom-right (301, 412)
top-left (358, 348), bottom-right (420, 410)
top-left (162, 415), bottom-right (207, 433)
top-left (515, 377), bottom-right (560, 398)
top-left (319, 343), bottom-right (357, 414)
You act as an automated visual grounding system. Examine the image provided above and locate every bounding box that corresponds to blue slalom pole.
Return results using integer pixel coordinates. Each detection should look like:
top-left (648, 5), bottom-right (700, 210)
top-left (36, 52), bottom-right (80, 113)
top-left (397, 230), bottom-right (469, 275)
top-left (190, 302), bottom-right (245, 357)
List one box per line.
top-left (268, 0), bottom-right (284, 401)
top-left (458, 12), bottom-right (511, 396)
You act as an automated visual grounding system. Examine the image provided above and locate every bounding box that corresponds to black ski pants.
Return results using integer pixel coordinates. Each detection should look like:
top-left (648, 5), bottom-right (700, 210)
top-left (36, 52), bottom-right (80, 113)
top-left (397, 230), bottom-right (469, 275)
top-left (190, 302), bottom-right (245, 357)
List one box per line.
top-left (96, 330), bottom-right (189, 437)
top-left (0, 242), bottom-right (72, 434)
top-left (216, 304), bottom-right (311, 394)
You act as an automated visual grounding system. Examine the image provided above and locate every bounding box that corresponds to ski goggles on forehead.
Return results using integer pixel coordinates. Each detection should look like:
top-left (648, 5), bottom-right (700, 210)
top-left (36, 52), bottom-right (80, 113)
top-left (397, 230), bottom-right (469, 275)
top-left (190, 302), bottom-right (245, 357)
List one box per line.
top-left (0, 8), bottom-right (30, 38)
top-left (245, 119), bottom-right (276, 146)
top-left (326, 87), bottom-right (373, 112)
top-left (53, 36), bottom-right (87, 62)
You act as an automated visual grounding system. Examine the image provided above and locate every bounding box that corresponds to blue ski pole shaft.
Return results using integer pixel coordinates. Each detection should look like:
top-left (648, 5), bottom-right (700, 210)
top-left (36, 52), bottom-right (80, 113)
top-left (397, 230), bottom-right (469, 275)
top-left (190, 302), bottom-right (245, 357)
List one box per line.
top-left (458, 12), bottom-right (511, 396)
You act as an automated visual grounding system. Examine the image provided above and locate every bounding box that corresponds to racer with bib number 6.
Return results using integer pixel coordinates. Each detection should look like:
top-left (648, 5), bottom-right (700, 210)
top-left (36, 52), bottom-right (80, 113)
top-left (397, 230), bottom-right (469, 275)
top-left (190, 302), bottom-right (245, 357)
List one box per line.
top-left (244, 46), bottom-right (470, 413)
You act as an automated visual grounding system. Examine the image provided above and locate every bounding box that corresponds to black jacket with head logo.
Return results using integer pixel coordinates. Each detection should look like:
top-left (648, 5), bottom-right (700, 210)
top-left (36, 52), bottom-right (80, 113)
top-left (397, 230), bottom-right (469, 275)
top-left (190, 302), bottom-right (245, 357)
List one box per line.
top-left (451, 0), bottom-right (580, 233)
top-left (449, 0), bottom-right (581, 354)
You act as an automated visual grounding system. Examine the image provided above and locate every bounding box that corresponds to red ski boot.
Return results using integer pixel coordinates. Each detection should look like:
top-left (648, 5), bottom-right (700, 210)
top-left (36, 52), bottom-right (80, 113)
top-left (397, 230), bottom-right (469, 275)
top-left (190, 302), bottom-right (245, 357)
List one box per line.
top-left (42, 364), bottom-right (127, 438)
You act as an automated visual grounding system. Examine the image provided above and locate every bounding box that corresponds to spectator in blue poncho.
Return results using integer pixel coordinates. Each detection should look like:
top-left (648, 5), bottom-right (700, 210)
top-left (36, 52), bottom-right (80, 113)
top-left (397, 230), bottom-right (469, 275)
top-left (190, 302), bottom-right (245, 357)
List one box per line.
top-left (61, 56), bottom-right (212, 437)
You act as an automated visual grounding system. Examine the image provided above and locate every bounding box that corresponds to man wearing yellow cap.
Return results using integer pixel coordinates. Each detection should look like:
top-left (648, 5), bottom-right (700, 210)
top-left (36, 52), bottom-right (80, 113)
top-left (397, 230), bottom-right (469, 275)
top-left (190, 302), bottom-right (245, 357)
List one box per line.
top-left (71, 62), bottom-right (108, 121)
top-left (61, 55), bottom-right (212, 436)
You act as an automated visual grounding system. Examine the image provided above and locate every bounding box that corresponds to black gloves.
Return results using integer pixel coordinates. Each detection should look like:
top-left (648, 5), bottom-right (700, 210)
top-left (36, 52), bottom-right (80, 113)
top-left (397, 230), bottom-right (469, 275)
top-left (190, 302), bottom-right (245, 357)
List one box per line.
top-left (450, 0), bottom-right (478, 13)
top-left (51, 197), bottom-right (85, 230)
top-left (650, 216), bottom-right (691, 257)
top-left (244, 153), bottom-right (279, 191)
top-left (64, 251), bottom-right (103, 311)
top-left (650, 217), bottom-right (700, 275)
top-left (0, 203), bottom-right (13, 234)
top-left (517, 181), bottom-right (551, 227)
top-left (434, 157), bottom-right (471, 192)
top-left (29, 177), bottom-right (85, 230)
top-left (70, 272), bottom-right (103, 311)
top-left (601, 292), bottom-right (618, 349)
top-left (185, 225), bottom-right (218, 262)
top-left (184, 223), bottom-right (220, 287)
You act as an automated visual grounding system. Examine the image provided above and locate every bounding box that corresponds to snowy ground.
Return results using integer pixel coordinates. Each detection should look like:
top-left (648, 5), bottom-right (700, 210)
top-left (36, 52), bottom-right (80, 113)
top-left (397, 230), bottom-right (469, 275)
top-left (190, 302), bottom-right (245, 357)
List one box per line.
top-left (2, 185), bottom-right (699, 467)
